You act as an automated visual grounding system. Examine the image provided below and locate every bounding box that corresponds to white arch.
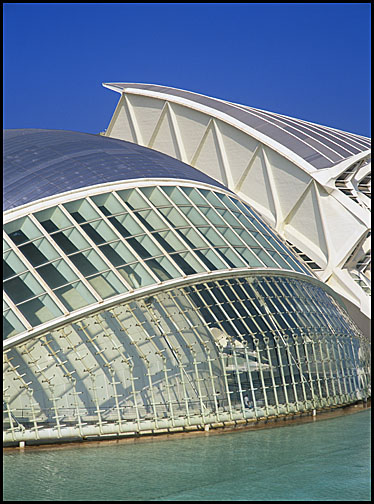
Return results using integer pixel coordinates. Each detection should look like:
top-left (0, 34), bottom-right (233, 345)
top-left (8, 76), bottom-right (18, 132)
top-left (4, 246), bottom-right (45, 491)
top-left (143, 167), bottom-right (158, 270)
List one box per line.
top-left (102, 83), bottom-right (371, 328)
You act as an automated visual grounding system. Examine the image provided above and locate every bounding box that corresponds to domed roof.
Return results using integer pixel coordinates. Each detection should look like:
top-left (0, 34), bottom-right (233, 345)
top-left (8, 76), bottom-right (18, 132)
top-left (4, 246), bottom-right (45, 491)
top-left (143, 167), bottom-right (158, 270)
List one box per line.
top-left (3, 129), bottom-right (228, 212)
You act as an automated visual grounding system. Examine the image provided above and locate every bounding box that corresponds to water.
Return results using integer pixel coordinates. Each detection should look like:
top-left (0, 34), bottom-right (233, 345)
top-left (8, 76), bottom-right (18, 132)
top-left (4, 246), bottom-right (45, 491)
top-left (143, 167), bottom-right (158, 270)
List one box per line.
top-left (3, 410), bottom-right (371, 501)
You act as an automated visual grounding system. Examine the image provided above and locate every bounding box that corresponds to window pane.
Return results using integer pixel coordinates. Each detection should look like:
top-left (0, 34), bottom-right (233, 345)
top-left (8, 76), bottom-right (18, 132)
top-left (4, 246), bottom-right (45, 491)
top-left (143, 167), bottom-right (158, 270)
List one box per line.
top-left (182, 206), bottom-right (210, 226)
top-left (177, 227), bottom-right (208, 248)
top-left (36, 259), bottom-right (78, 288)
top-left (157, 230), bottom-right (186, 252)
top-left (117, 188), bottom-right (150, 210)
top-left (161, 186), bottom-right (190, 205)
top-left (5, 216), bottom-right (43, 245)
top-left (4, 272), bottom-right (44, 304)
top-left (170, 251), bottom-right (206, 275)
top-left (180, 187), bottom-right (207, 206)
top-left (18, 238), bottom-right (60, 267)
top-left (50, 227), bottom-right (90, 254)
top-left (64, 198), bottom-right (101, 223)
top-left (3, 250), bottom-right (28, 280)
top-left (54, 281), bottom-right (96, 311)
top-left (3, 310), bottom-right (27, 339)
top-left (139, 186), bottom-right (170, 206)
top-left (17, 294), bottom-right (63, 326)
top-left (81, 219), bottom-right (118, 244)
top-left (99, 241), bottom-right (136, 266)
top-left (91, 193), bottom-right (126, 215)
top-left (135, 209), bottom-right (168, 232)
top-left (197, 227), bottom-right (226, 246)
top-left (126, 234), bottom-right (161, 259)
top-left (87, 271), bottom-right (127, 299)
top-left (117, 263), bottom-right (154, 289)
top-left (145, 256), bottom-right (181, 281)
top-left (69, 248), bottom-right (108, 276)
top-left (109, 213), bottom-right (143, 237)
top-left (199, 189), bottom-right (226, 208)
top-left (235, 248), bottom-right (263, 267)
top-left (159, 207), bottom-right (189, 227)
top-left (34, 206), bottom-right (72, 232)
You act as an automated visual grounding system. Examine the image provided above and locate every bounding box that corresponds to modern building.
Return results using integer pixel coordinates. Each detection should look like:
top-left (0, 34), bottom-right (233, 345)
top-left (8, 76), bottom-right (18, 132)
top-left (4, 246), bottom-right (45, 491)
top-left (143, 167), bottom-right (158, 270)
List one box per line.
top-left (102, 83), bottom-right (371, 338)
top-left (3, 86), bottom-right (371, 447)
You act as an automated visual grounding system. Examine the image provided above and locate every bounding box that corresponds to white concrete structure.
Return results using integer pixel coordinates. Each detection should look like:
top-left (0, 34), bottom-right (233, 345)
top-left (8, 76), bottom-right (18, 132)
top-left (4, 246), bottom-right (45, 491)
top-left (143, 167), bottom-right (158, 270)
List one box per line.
top-left (103, 83), bottom-right (371, 335)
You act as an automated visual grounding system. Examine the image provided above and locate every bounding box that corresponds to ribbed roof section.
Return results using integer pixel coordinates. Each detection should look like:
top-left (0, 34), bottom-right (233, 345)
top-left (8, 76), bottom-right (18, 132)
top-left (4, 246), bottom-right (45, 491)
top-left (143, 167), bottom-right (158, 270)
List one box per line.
top-left (105, 83), bottom-right (370, 170)
top-left (3, 129), bottom-right (228, 212)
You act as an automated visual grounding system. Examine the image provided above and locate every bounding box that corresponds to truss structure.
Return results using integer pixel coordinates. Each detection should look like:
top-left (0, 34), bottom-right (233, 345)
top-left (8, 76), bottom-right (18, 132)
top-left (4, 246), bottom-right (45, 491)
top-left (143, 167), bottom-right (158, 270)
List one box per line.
top-left (103, 83), bottom-right (371, 334)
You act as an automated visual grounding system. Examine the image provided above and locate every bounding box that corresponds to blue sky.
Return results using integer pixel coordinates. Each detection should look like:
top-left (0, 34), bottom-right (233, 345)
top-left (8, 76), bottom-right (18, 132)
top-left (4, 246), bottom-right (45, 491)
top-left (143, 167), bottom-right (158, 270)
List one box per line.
top-left (3, 3), bottom-right (371, 137)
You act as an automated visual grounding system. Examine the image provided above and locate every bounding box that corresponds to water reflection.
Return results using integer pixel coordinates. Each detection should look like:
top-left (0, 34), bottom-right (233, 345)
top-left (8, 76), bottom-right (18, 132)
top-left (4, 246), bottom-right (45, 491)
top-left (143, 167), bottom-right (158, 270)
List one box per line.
top-left (4, 410), bottom-right (371, 502)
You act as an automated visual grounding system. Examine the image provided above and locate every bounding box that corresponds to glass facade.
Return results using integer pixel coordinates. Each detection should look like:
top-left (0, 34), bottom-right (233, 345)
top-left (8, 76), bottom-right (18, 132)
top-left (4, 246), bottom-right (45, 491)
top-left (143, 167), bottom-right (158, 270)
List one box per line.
top-left (3, 129), bottom-right (371, 446)
top-left (3, 275), bottom-right (370, 441)
top-left (3, 184), bottom-right (311, 340)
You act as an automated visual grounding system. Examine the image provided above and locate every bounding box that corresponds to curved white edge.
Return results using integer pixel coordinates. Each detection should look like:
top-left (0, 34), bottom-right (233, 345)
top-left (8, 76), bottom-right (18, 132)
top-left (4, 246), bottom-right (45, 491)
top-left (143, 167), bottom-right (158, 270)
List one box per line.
top-left (102, 85), bottom-right (327, 177)
top-left (3, 178), bottom-right (232, 224)
top-left (3, 267), bottom-right (348, 352)
top-left (102, 83), bottom-right (371, 181)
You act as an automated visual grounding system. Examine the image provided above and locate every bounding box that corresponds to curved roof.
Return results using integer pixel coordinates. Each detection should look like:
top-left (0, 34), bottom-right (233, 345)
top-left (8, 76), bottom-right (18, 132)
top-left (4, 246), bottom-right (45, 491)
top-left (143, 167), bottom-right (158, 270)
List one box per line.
top-left (104, 83), bottom-right (370, 170)
top-left (3, 129), bottom-right (228, 212)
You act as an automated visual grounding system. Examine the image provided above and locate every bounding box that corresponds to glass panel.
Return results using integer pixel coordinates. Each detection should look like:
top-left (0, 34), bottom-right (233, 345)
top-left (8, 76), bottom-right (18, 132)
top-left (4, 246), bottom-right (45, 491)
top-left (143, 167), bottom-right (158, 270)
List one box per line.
top-left (235, 248), bottom-right (263, 267)
top-left (36, 259), bottom-right (79, 289)
top-left (135, 209), bottom-right (168, 232)
top-left (117, 188), bottom-right (150, 210)
top-left (18, 237), bottom-right (60, 267)
top-left (170, 251), bottom-right (206, 275)
top-left (198, 249), bottom-right (227, 270)
top-left (91, 193), bottom-right (126, 216)
top-left (127, 234), bottom-right (162, 259)
top-left (139, 186), bottom-right (170, 206)
top-left (99, 241), bottom-right (137, 266)
top-left (156, 230), bottom-right (186, 253)
top-left (117, 263), bottom-right (154, 289)
top-left (4, 272), bottom-right (45, 304)
top-left (199, 189), bottom-right (226, 208)
top-left (194, 207), bottom-right (222, 226)
top-left (236, 229), bottom-right (261, 248)
top-left (3, 238), bottom-right (11, 252)
top-left (197, 227), bottom-right (226, 247)
top-left (3, 250), bottom-right (28, 280)
top-left (145, 256), bottom-right (181, 281)
top-left (158, 207), bottom-right (189, 227)
top-left (87, 271), bottom-right (127, 299)
top-left (215, 192), bottom-right (242, 212)
top-left (216, 208), bottom-right (243, 227)
top-left (3, 309), bottom-right (27, 339)
top-left (177, 227), bottom-right (209, 248)
top-left (270, 253), bottom-right (290, 269)
top-left (68, 248), bottom-right (108, 276)
top-left (109, 213), bottom-right (143, 237)
top-left (217, 227), bottom-right (245, 246)
top-left (34, 206), bottom-right (73, 233)
top-left (17, 294), bottom-right (63, 326)
top-left (81, 219), bottom-right (118, 244)
top-left (180, 186), bottom-right (208, 206)
top-left (64, 198), bottom-right (101, 223)
top-left (161, 186), bottom-right (191, 205)
top-left (50, 227), bottom-right (90, 254)
top-left (4, 216), bottom-right (43, 245)
top-left (216, 247), bottom-right (245, 268)
top-left (54, 281), bottom-right (97, 311)
top-left (255, 250), bottom-right (279, 268)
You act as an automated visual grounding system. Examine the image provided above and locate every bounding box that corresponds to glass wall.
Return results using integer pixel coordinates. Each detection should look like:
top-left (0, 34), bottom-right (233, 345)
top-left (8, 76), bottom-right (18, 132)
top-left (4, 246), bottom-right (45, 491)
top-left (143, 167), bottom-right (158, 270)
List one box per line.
top-left (3, 274), bottom-right (370, 443)
top-left (3, 184), bottom-right (311, 340)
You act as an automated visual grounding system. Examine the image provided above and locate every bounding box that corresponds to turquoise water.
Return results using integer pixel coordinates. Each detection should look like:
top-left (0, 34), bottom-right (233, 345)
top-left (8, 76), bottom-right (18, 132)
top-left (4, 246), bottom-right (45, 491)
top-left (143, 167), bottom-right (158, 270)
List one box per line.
top-left (3, 410), bottom-right (371, 501)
